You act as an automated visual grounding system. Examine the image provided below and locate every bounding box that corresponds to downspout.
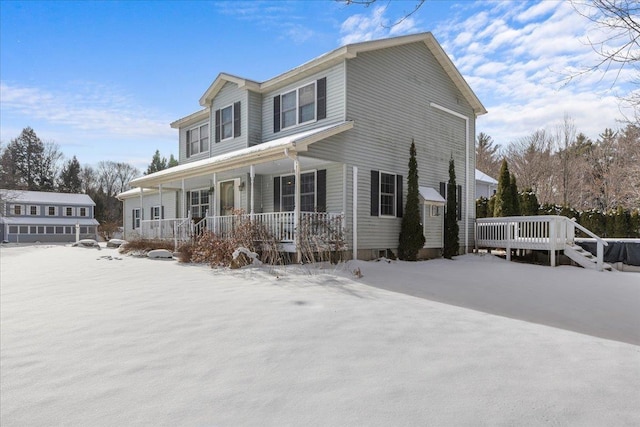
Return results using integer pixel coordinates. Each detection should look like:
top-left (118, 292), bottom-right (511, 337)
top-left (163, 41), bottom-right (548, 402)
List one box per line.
top-left (430, 102), bottom-right (470, 254)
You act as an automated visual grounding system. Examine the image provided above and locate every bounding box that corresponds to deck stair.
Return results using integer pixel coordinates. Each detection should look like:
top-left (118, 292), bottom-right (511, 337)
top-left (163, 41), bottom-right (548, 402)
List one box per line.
top-left (564, 244), bottom-right (613, 271)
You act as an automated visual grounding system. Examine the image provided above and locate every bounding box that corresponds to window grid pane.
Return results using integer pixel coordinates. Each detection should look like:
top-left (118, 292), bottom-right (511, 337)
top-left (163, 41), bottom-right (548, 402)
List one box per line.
top-left (281, 92), bottom-right (296, 128)
top-left (221, 107), bottom-right (233, 139)
top-left (298, 84), bottom-right (315, 123)
top-left (380, 173), bottom-right (396, 216)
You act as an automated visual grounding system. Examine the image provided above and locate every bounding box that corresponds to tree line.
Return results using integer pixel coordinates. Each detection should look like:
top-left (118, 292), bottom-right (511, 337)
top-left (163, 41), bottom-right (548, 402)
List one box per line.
top-left (0, 127), bottom-right (177, 232)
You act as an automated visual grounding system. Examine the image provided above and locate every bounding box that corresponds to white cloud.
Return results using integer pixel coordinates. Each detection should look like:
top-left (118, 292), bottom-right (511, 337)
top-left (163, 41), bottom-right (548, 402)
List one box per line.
top-left (339, 6), bottom-right (419, 45)
top-left (0, 81), bottom-right (173, 140)
top-left (434, 1), bottom-right (637, 146)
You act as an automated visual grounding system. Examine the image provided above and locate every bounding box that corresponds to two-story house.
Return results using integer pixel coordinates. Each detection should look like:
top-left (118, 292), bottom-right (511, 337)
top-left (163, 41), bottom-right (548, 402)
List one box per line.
top-left (118, 32), bottom-right (487, 260)
top-left (0, 189), bottom-right (99, 243)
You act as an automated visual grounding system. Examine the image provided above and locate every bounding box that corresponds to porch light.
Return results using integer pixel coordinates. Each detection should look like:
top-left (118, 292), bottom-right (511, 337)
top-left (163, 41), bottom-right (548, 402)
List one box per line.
top-left (208, 186), bottom-right (215, 194)
top-left (238, 181), bottom-right (246, 191)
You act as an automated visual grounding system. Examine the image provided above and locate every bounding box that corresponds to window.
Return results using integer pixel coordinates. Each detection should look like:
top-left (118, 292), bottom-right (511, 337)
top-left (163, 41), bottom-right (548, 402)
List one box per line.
top-left (273, 78), bottom-right (326, 133)
top-left (12, 205), bottom-right (22, 215)
top-left (47, 206), bottom-right (57, 216)
top-left (64, 207), bottom-right (74, 216)
top-left (19, 226), bottom-right (28, 234)
top-left (380, 173), bottom-right (396, 216)
top-left (9, 226), bottom-right (18, 233)
top-left (189, 189), bottom-right (210, 218)
top-left (187, 123), bottom-right (209, 157)
top-left (151, 206), bottom-right (161, 220)
top-left (79, 207), bottom-right (87, 217)
top-left (55, 226), bottom-right (64, 234)
top-left (133, 208), bottom-right (141, 229)
top-left (46, 226), bottom-right (54, 234)
top-left (430, 205), bottom-right (441, 217)
top-left (370, 170), bottom-right (403, 218)
top-left (215, 102), bottom-right (241, 143)
top-left (439, 182), bottom-right (463, 221)
top-left (274, 170), bottom-right (326, 213)
top-left (29, 205), bottom-right (38, 216)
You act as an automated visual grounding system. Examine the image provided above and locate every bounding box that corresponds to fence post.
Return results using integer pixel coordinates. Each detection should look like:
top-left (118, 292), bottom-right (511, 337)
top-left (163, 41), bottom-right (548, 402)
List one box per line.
top-left (596, 240), bottom-right (604, 271)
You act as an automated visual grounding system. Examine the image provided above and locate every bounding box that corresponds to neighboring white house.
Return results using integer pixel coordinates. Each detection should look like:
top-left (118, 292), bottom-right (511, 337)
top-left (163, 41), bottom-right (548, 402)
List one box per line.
top-left (0, 189), bottom-right (99, 243)
top-left (475, 169), bottom-right (498, 199)
top-left (118, 32), bottom-right (487, 259)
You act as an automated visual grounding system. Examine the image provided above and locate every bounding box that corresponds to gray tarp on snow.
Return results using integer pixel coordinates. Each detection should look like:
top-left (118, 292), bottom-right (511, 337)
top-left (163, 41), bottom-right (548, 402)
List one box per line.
top-left (577, 240), bottom-right (640, 266)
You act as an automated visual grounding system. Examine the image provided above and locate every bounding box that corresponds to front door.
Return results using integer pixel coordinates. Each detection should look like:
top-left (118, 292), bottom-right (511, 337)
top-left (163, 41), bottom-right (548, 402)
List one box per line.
top-left (219, 179), bottom-right (240, 216)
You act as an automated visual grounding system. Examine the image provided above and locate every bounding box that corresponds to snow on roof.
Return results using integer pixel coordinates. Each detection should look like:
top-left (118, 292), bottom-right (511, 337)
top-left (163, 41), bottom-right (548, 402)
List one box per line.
top-left (0, 190), bottom-right (96, 206)
top-left (419, 187), bottom-right (446, 204)
top-left (0, 217), bottom-right (99, 226)
top-left (475, 169), bottom-right (498, 184)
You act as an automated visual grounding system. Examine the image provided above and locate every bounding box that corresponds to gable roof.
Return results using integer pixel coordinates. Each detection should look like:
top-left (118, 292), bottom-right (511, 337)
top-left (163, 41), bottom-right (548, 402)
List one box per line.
top-left (0, 189), bottom-right (96, 206)
top-left (419, 187), bottom-right (446, 205)
top-left (195, 32), bottom-right (486, 116)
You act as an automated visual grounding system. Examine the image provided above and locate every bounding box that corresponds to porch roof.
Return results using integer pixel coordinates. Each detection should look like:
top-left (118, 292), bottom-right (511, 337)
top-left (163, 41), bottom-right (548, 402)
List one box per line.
top-left (128, 120), bottom-right (354, 189)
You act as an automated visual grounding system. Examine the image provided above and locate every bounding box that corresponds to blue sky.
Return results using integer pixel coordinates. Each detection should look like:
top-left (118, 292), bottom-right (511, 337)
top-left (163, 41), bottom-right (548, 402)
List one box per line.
top-left (1, 0), bottom-right (636, 171)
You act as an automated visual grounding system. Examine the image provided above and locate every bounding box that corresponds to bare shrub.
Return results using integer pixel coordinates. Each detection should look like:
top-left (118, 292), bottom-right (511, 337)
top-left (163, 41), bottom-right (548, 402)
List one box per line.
top-left (298, 214), bottom-right (347, 265)
top-left (120, 238), bottom-right (175, 255)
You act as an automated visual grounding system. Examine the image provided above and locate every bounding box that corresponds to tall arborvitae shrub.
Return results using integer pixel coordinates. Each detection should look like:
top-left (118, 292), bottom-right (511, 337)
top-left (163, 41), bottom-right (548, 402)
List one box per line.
top-left (519, 188), bottom-right (539, 216)
top-left (476, 197), bottom-right (489, 218)
top-left (509, 173), bottom-right (521, 215)
top-left (494, 159), bottom-right (513, 217)
top-left (630, 210), bottom-right (640, 238)
top-left (443, 157), bottom-right (459, 259)
top-left (398, 140), bottom-right (425, 260)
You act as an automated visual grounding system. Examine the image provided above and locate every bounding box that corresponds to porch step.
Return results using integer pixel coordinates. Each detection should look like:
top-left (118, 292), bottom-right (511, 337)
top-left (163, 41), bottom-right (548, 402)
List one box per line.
top-left (564, 244), bottom-right (613, 271)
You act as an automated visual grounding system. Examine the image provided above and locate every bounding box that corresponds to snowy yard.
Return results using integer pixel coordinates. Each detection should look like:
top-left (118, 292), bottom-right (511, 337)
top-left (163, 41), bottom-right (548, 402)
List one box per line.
top-left (1, 244), bottom-right (639, 426)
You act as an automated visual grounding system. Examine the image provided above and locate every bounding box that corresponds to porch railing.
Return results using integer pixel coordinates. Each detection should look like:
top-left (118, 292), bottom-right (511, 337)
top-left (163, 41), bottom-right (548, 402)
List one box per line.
top-left (141, 211), bottom-right (343, 245)
top-left (476, 215), bottom-right (608, 270)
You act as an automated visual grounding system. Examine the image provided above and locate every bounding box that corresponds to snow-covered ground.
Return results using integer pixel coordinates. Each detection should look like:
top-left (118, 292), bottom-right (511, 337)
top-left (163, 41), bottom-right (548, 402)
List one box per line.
top-left (1, 244), bottom-right (639, 426)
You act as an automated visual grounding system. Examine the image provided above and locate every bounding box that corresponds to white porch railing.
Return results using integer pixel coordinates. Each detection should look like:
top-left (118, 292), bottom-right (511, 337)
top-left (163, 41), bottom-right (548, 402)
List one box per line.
top-left (476, 215), bottom-right (608, 271)
top-left (141, 212), bottom-right (343, 246)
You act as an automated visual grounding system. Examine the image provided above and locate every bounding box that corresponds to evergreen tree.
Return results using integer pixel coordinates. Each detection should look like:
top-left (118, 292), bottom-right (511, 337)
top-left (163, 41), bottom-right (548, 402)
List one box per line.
top-left (168, 154), bottom-right (179, 168)
top-left (519, 188), bottom-right (539, 216)
top-left (613, 206), bottom-right (630, 237)
top-left (398, 140), bottom-right (425, 260)
top-left (146, 150), bottom-right (167, 175)
top-left (443, 156), bottom-right (459, 259)
top-left (494, 159), bottom-right (515, 217)
top-left (476, 197), bottom-right (489, 218)
top-left (509, 173), bottom-right (521, 215)
top-left (58, 156), bottom-right (82, 193)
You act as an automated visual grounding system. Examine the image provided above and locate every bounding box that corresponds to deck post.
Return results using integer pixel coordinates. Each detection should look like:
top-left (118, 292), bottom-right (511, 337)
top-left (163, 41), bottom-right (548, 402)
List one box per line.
top-left (549, 219), bottom-right (556, 267)
top-left (505, 221), bottom-right (511, 261)
top-left (596, 240), bottom-right (604, 271)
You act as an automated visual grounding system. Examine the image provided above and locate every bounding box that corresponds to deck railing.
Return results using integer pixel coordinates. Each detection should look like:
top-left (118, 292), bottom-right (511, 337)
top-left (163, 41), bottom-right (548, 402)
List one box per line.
top-left (476, 215), bottom-right (607, 270)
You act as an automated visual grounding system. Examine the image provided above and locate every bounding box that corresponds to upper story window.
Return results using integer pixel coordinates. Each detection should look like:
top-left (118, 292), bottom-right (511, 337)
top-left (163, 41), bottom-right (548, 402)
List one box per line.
top-left (28, 205), bottom-right (39, 216)
top-left (370, 170), bottom-right (403, 218)
top-left (46, 206), bottom-right (57, 216)
top-left (64, 207), bottom-right (74, 217)
top-left (215, 102), bottom-right (241, 143)
top-left (187, 123), bottom-right (209, 157)
top-left (12, 205), bottom-right (22, 215)
top-left (273, 77), bottom-right (326, 133)
top-left (79, 207), bottom-right (88, 217)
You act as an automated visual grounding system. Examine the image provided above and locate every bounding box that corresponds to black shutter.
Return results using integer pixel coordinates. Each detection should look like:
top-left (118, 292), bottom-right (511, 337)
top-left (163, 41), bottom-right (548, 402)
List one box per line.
top-left (161, 206), bottom-right (165, 219)
top-left (233, 101), bottom-right (241, 137)
top-left (317, 77), bottom-right (326, 120)
top-left (186, 191), bottom-right (191, 216)
top-left (439, 182), bottom-right (446, 198)
top-left (316, 169), bottom-right (326, 212)
top-left (273, 177), bottom-right (281, 212)
top-left (186, 131), bottom-right (191, 157)
top-left (150, 207), bottom-right (153, 220)
top-left (457, 185), bottom-right (462, 221)
top-left (132, 209), bottom-right (135, 229)
top-left (370, 170), bottom-right (379, 216)
top-left (273, 96), bottom-right (281, 133)
top-left (215, 109), bottom-right (221, 143)
top-left (396, 174), bottom-right (403, 218)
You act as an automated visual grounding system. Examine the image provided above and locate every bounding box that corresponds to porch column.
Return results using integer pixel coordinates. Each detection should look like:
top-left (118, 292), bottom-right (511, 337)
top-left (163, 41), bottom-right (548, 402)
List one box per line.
top-left (159, 184), bottom-right (163, 239)
top-left (249, 165), bottom-right (255, 219)
top-left (212, 173), bottom-right (217, 233)
top-left (139, 187), bottom-right (144, 237)
top-left (294, 156), bottom-right (301, 263)
top-left (181, 179), bottom-right (186, 219)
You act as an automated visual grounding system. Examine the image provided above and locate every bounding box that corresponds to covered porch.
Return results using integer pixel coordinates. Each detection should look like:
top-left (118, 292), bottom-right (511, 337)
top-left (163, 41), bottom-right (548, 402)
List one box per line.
top-left (122, 122), bottom-right (353, 255)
